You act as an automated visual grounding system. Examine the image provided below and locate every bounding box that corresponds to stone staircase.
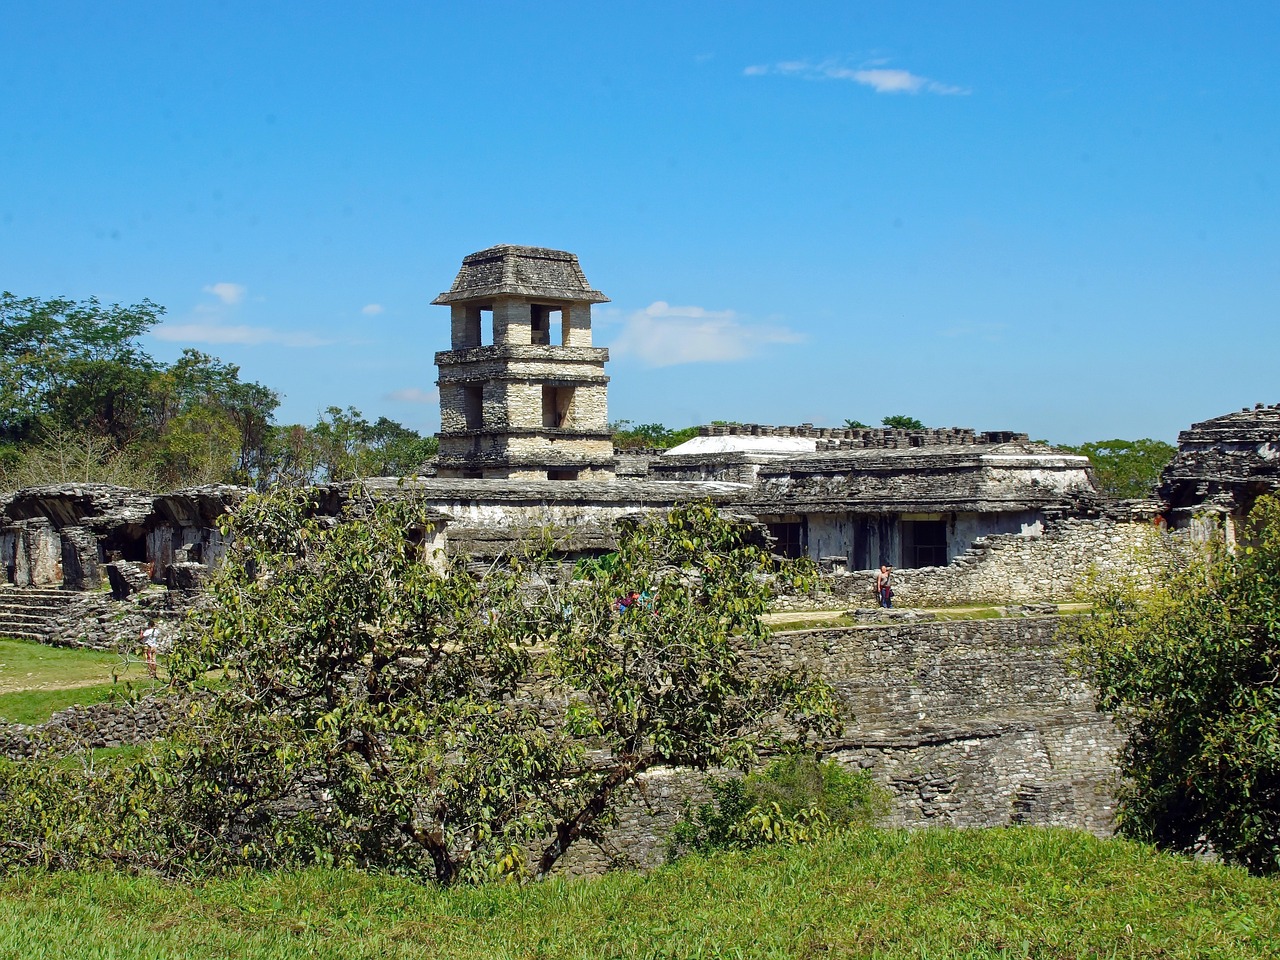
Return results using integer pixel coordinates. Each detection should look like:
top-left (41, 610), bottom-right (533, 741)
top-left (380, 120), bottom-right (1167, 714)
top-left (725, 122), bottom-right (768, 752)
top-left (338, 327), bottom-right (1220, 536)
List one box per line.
top-left (0, 586), bottom-right (79, 643)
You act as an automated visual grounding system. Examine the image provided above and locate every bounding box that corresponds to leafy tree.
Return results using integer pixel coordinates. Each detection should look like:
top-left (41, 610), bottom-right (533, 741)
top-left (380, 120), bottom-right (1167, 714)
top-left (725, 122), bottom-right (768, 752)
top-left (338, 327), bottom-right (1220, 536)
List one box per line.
top-left (0, 425), bottom-right (157, 489)
top-left (134, 493), bottom-right (837, 884)
top-left (151, 407), bottom-right (242, 487)
top-left (881, 415), bottom-right (925, 430)
top-left (842, 419), bottom-right (870, 429)
top-left (0, 292), bottom-right (164, 443)
top-left (611, 420), bottom-right (701, 450)
top-left (1057, 438), bottom-right (1176, 499)
top-left (1076, 495), bottom-right (1280, 874)
top-left (267, 408), bottom-right (437, 484)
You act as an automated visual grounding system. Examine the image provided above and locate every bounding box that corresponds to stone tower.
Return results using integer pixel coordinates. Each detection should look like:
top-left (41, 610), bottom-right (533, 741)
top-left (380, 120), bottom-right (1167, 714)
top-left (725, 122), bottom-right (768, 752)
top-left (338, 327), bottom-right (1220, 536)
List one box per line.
top-left (432, 245), bottom-right (615, 480)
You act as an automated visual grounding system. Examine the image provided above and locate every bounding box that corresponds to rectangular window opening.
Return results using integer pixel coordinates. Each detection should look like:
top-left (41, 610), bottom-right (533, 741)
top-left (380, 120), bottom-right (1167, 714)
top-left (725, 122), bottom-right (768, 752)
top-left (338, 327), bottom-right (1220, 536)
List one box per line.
top-left (765, 520), bottom-right (807, 559)
top-left (531, 305), bottom-right (564, 346)
top-left (902, 519), bottom-right (948, 568)
top-left (463, 384), bottom-right (483, 430)
top-left (480, 309), bottom-right (493, 346)
top-left (548, 469), bottom-right (580, 481)
top-left (542, 385), bottom-right (575, 429)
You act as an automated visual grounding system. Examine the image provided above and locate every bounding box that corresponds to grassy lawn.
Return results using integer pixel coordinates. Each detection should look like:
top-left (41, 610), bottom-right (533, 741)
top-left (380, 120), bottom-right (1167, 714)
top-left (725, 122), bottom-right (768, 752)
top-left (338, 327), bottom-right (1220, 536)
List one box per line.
top-left (0, 828), bottom-right (1275, 959)
top-left (0, 682), bottom-right (123, 725)
top-left (0, 638), bottom-right (148, 724)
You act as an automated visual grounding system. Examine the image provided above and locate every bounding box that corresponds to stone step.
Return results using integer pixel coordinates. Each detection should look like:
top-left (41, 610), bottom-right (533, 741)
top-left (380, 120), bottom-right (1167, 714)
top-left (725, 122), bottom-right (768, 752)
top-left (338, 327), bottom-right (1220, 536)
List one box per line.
top-left (0, 591), bottom-right (78, 605)
top-left (0, 609), bottom-right (73, 625)
top-left (0, 629), bottom-right (49, 642)
top-left (0, 610), bottom-right (59, 625)
top-left (0, 588), bottom-right (84, 644)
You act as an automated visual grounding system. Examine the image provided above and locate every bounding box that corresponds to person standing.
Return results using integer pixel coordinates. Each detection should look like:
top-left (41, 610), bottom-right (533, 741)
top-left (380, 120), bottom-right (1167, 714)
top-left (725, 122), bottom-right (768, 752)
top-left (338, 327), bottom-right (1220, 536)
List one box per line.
top-left (140, 618), bottom-right (160, 679)
top-left (875, 565), bottom-right (894, 609)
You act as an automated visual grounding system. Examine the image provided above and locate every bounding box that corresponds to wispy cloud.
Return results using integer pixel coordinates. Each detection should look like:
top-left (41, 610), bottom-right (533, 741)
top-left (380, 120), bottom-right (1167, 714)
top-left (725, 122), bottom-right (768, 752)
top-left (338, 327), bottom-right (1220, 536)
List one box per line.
top-left (154, 322), bottom-right (333, 347)
top-left (361, 303), bottom-right (384, 315)
top-left (607, 301), bottom-right (804, 367)
top-left (744, 59), bottom-right (968, 96)
top-left (202, 282), bottom-right (246, 305)
top-left (386, 387), bottom-right (438, 404)
top-left (153, 282), bottom-right (334, 347)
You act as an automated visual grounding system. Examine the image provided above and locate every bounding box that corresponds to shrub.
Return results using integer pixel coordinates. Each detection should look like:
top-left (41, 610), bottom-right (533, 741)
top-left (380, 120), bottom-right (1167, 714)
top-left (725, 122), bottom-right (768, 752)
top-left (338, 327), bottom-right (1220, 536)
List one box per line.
top-left (670, 755), bottom-right (888, 858)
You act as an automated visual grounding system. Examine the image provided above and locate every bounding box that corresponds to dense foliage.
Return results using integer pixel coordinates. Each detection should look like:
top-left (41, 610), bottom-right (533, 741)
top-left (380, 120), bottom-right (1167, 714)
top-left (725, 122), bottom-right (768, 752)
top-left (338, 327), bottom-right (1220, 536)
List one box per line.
top-left (0, 293), bottom-right (436, 489)
top-left (0, 495), bottom-right (836, 883)
top-left (1077, 495), bottom-right (1280, 874)
top-left (609, 420), bottom-right (701, 450)
top-left (1058, 437), bottom-right (1176, 499)
top-left (669, 754), bottom-right (888, 857)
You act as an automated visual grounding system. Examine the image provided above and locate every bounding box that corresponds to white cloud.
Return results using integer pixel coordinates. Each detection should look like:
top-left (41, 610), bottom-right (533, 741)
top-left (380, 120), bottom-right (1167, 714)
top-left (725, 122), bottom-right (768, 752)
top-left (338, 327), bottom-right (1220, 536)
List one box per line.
top-left (607, 301), bottom-right (804, 367)
top-left (202, 282), bottom-right (246, 305)
top-left (362, 303), bottom-right (384, 315)
top-left (154, 322), bottom-right (333, 348)
top-left (387, 387), bottom-right (438, 404)
top-left (744, 59), bottom-right (968, 95)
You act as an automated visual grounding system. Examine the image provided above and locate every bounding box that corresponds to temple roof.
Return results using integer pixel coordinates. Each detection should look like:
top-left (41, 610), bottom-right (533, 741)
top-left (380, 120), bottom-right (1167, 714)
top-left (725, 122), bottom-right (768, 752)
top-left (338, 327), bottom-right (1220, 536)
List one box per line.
top-left (432, 245), bottom-right (609, 305)
top-left (1158, 402), bottom-right (1280, 516)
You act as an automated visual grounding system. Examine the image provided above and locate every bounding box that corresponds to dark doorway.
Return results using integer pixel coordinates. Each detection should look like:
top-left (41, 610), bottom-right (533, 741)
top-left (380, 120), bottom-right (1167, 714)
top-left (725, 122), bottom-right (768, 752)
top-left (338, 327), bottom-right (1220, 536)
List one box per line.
top-left (902, 519), bottom-right (947, 568)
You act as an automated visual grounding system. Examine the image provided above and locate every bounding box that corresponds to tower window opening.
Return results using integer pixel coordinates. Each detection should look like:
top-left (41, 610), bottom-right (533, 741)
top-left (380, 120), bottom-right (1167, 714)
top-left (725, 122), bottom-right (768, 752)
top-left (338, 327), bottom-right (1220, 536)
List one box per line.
top-left (531, 305), bottom-right (564, 346)
top-left (542, 385), bottom-right (575, 428)
top-left (463, 384), bottom-right (484, 430)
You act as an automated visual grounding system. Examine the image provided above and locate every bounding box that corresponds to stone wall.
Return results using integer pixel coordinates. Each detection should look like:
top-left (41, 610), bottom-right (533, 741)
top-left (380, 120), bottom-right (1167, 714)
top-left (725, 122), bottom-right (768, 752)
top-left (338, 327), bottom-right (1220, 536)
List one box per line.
top-left (696, 422), bottom-right (1029, 448)
top-left (776, 515), bottom-right (1169, 609)
top-left (559, 614), bottom-right (1119, 873)
top-left (0, 691), bottom-right (190, 759)
top-left (0, 612), bottom-right (1122, 873)
top-left (41, 587), bottom-right (191, 652)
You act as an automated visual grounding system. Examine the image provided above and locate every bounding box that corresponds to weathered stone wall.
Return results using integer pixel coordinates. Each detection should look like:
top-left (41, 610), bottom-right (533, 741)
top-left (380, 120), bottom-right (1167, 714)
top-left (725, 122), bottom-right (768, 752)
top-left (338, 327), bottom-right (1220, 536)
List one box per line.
top-left (559, 614), bottom-right (1119, 873)
top-left (1, 518), bottom-right (62, 586)
top-left (40, 588), bottom-right (190, 652)
top-left (776, 516), bottom-right (1168, 609)
top-left (0, 691), bottom-right (190, 759)
top-left (1, 612), bottom-right (1121, 872)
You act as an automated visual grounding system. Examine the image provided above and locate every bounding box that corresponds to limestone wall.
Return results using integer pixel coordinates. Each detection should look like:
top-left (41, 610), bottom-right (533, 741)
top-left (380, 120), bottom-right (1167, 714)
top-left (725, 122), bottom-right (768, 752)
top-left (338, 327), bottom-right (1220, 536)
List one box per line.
top-left (559, 614), bottom-right (1119, 874)
top-left (781, 516), bottom-right (1169, 609)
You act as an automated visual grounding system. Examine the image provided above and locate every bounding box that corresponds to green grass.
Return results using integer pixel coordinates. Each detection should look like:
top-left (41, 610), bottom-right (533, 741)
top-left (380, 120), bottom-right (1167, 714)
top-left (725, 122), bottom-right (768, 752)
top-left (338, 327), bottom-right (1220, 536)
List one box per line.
top-left (0, 638), bottom-right (147, 724)
top-left (0, 681), bottom-right (124, 724)
top-left (0, 638), bottom-right (132, 691)
top-left (1, 828), bottom-right (1276, 959)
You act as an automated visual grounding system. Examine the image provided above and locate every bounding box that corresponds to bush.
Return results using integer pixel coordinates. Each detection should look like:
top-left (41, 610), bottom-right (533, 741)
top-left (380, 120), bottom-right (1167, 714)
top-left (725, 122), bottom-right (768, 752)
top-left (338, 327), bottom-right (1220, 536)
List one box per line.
top-left (670, 755), bottom-right (888, 858)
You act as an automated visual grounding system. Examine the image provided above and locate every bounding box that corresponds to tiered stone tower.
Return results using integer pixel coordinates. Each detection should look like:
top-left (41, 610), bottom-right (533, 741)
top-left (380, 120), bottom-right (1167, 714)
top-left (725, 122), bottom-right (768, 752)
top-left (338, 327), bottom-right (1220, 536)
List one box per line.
top-left (432, 245), bottom-right (615, 480)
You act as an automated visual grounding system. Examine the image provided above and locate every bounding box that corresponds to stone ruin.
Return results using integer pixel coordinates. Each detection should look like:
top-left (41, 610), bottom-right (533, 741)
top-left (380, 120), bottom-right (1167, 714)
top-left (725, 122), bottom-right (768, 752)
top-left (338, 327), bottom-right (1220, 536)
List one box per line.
top-left (3, 242), bottom-right (1279, 862)
top-left (1159, 402), bottom-right (1280, 534)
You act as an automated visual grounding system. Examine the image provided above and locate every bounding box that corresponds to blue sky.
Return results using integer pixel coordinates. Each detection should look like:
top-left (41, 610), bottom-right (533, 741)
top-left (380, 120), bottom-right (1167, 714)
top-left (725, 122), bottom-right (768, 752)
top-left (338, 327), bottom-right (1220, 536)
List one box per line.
top-left (2, 2), bottom-right (1277, 444)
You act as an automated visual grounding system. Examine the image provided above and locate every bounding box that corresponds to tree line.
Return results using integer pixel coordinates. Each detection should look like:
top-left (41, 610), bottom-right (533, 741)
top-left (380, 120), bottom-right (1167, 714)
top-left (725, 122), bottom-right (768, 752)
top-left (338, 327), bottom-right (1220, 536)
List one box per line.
top-left (2, 291), bottom-right (1175, 497)
top-left (0, 293), bottom-right (437, 490)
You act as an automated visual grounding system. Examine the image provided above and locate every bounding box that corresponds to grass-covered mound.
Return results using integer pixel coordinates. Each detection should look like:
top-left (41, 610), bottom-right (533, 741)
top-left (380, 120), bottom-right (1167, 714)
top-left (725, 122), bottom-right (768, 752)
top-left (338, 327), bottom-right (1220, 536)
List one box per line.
top-left (2, 828), bottom-right (1275, 959)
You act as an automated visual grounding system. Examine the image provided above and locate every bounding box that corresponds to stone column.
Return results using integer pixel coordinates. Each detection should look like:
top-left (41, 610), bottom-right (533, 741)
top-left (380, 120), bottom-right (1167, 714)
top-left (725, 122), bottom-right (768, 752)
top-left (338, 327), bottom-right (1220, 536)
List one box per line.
top-left (60, 526), bottom-right (103, 591)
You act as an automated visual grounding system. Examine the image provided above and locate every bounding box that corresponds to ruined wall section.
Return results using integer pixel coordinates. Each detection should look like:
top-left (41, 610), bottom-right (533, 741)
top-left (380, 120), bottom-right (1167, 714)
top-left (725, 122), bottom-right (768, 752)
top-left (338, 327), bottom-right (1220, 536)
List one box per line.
top-left (558, 614), bottom-right (1120, 874)
top-left (777, 510), bottom-right (1168, 609)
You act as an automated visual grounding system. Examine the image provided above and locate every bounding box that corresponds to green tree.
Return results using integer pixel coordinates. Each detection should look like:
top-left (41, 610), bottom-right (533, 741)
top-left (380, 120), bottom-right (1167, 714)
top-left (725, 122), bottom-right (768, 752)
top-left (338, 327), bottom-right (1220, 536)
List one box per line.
top-left (1076, 495), bottom-right (1280, 874)
top-left (1057, 438), bottom-right (1176, 499)
top-left (611, 420), bottom-right (701, 450)
top-left (0, 292), bottom-right (165, 443)
top-left (842, 419), bottom-right (870, 429)
top-left (881, 415), bottom-right (925, 430)
top-left (132, 493), bottom-right (837, 884)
